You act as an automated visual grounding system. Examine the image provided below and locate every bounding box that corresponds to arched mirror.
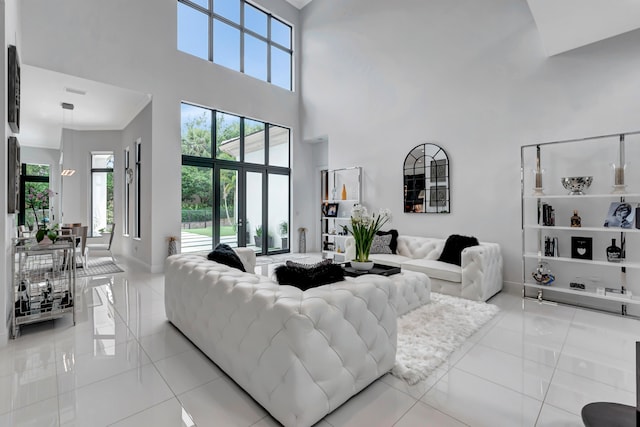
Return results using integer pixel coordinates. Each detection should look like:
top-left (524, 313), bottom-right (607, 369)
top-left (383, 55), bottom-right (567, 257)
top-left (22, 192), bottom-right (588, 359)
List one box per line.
top-left (403, 143), bottom-right (450, 213)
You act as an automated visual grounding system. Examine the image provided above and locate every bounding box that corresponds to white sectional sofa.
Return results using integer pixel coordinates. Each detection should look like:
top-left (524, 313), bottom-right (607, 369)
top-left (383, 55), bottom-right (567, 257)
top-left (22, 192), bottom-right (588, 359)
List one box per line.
top-left (164, 251), bottom-right (399, 427)
top-left (345, 235), bottom-right (503, 301)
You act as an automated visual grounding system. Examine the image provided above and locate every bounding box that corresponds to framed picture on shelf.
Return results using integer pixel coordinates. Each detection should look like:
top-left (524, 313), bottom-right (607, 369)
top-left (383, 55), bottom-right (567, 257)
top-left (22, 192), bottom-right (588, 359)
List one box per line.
top-left (603, 202), bottom-right (635, 229)
top-left (323, 203), bottom-right (339, 218)
top-left (571, 236), bottom-right (592, 260)
top-left (324, 203), bottom-right (339, 218)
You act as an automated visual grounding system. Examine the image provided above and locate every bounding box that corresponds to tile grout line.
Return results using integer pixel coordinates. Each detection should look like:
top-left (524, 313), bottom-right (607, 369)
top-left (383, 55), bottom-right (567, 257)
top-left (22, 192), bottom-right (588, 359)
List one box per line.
top-left (532, 306), bottom-right (578, 425)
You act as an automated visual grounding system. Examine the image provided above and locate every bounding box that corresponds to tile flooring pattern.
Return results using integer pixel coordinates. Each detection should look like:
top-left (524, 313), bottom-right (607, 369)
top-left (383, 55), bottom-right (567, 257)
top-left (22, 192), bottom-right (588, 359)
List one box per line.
top-left (0, 257), bottom-right (638, 426)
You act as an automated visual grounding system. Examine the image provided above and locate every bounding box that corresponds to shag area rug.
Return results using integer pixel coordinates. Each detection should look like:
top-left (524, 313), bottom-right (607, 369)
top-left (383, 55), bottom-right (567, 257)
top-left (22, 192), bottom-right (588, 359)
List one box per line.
top-left (77, 257), bottom-right (124, 278)
top-left (392, 292), bottom-right (500, 385)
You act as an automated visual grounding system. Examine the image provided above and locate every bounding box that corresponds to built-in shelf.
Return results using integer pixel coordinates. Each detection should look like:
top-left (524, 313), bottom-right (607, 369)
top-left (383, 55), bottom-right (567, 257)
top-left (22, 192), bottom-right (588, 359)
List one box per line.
top-left (524, 225), bottom-right (640, 233)
top-left (523, 253), bottom-right (640, 268)
top-left (523, 282), bottom-right (640, 306)
top-left (321, 199), bottom-right (359, 204)
top-left (322, 233), bottom-right (349, 238)
top-left (521, 131), bottom-right (640, 316)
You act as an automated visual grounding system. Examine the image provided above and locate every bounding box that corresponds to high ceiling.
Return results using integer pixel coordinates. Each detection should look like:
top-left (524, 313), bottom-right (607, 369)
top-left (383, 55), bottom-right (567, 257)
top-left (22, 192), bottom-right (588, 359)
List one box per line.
top-left (526, 0), bottom-right (640, 56)
top-left (20, 65), bottom-right (151, 149)
top-left (18, 0), bottom-right (640, 150)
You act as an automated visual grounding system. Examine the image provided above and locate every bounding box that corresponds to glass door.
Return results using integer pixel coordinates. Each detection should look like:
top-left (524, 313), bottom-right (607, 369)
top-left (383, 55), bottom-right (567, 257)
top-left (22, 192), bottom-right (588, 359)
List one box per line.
top-left (216, 166), bottom-right (240, 248)
top-left (245, 170), bottom-right (264, 253)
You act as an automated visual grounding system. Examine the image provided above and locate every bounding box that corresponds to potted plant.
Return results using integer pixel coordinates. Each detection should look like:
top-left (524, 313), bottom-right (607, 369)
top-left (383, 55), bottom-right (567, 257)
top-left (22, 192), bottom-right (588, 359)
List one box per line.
top-left (254, 225), bottom-right (263, 248)
top-left (343, 204), bottom-right (391, 271)
top-left (279, 221), bottom-right (289, 249)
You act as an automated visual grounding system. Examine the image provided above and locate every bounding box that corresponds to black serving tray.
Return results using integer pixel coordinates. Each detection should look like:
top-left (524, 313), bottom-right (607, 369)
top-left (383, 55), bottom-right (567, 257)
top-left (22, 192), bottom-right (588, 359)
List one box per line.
top-left (342, 263), bottom-right (401, 277)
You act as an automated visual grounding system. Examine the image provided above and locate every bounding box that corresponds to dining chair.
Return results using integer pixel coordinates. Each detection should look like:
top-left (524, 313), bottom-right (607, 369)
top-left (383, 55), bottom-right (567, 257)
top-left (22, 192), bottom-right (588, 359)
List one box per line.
top-left (71, 225), bottom-right (88, 267)
top-left (86, 223), bottom-right (115, 261)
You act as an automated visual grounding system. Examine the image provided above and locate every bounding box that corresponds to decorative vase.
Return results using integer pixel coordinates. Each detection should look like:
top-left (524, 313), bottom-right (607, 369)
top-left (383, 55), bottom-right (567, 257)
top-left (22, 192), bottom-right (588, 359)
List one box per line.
top-left (38, 235), bottom-right (52, 246)
top-left (606, 238), bottom-right (622, 262)
top-left (341, 184), bottom-right (347, 200)
top-left (570, 210), bottom-right (581, 227)
top-left (350, 260), bottom-right (374, 271)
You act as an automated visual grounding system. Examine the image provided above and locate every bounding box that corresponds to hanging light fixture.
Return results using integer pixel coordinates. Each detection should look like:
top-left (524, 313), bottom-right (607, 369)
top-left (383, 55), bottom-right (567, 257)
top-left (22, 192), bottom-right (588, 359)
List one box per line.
top-left (61, 102), bottom-right (76, 177)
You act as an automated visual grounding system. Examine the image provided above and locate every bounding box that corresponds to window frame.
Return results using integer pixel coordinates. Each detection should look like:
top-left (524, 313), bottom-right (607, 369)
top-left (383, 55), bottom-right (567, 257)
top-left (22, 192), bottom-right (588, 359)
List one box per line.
top-left (123, 147), bottom-right (130, 236)
top-left (181, 102), bottom-right (291, 255)
top-left (90, 152), bottom-right (115, 237)
top-left (134, 139), bottom-right (142, 239)
top-left (177, 0), bottom-right (293, 90)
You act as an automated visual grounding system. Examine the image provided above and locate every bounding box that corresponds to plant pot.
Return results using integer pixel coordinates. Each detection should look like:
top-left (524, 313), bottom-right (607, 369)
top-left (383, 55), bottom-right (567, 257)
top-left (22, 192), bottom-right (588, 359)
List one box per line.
top-left (281, 237), bottom-right (288, 250)
top-left (350, 261), bottom-right (374, 271)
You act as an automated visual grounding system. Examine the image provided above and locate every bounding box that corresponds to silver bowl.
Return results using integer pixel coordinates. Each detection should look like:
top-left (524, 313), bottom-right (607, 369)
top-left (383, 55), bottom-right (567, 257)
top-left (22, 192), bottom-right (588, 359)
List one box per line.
top-left (561, 176), bottom-right (593, 195)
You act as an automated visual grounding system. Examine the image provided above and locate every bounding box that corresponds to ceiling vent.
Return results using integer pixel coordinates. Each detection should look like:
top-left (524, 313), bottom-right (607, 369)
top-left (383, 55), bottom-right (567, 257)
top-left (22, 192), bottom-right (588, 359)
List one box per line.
top-left (61, 102), bottom-right (74, 110)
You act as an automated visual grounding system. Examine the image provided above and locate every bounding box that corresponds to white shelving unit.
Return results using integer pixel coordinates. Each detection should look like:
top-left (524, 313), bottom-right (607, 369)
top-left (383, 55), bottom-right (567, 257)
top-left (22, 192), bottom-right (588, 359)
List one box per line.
top-left (320, 167), bottom-right (362, 263)
top-left (521, 131), bottom-right (640, 316)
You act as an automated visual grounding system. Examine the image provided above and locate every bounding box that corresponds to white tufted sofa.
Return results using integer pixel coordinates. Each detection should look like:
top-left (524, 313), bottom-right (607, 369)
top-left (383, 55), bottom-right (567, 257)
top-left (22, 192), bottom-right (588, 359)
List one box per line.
top-left (164, 251), bottom-right (398, 427)
top-left (345, 235), bottom-right (503, 301)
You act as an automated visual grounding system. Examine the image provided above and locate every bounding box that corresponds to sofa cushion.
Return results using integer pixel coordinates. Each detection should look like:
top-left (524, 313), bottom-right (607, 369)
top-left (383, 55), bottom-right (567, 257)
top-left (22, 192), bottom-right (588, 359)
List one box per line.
top-left (370, 234), bottom-right (393, 254)
top-left (402, 259), bottom-right (462, 282)
top-left (438, 234), bottom-right (479, 266)
top-left (207, 243), bottom-right (246, 272)
top-left (376, 229), bottom-right (399, 254)
top-left (368, 253), bottom-right (413, 267)
top-left (274, 262), bottom-right (345, 290)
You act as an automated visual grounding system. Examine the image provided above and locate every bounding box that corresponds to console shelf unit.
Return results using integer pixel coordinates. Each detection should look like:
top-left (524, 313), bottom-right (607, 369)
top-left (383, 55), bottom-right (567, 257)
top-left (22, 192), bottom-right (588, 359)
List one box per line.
top-left (521, 131), bottom-right (640, 317)
top-left (320, 167), bottom-right (362, 262)
top-left (12, 237), bottom-right (76, 337)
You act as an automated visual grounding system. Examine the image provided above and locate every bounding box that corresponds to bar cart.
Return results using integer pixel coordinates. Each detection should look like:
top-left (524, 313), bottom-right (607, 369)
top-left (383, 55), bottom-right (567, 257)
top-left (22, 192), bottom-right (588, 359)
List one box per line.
top-left (12, 237), bottom-right (76, 338)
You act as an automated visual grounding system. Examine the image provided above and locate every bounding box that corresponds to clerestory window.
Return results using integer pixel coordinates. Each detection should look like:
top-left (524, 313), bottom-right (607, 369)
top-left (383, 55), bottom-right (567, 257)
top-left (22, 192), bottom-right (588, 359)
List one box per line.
top-left (178, 0), bottom-right (293, 91)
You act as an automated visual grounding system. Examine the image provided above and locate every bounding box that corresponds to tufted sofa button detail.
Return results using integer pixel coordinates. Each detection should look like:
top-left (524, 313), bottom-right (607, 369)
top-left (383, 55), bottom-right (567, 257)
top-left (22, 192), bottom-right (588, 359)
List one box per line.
top-left (165, 252), bottom-right (397, 427)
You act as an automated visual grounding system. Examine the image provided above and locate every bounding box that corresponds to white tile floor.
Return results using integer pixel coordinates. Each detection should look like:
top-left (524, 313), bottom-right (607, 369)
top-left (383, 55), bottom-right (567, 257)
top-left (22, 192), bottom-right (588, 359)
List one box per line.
top-left (1, 257), bottom-right (638, 426)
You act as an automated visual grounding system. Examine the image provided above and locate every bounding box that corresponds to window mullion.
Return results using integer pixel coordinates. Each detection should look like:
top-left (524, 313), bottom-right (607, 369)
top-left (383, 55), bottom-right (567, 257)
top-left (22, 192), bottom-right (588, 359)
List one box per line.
top-left (240, 2), bottom-right (245, 73)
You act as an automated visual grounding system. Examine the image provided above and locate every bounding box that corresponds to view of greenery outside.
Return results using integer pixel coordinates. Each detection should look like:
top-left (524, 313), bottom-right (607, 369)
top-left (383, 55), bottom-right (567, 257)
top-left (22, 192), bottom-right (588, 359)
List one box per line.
top-left (24, 182), bottom-right (50, 227)
top-left (107, 171), bottom-right (114, 225)
top-left (181, 110), bottom-right (264, 230)
top-left (22, 164), bottom-right (50, 227)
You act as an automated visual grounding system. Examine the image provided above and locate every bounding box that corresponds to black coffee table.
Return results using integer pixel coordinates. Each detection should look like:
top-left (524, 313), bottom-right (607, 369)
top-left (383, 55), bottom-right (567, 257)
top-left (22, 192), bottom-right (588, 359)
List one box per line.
top-left (342, 263), bottom-right (401, 277)
top-left (581, 402), bottom-right (638, 427)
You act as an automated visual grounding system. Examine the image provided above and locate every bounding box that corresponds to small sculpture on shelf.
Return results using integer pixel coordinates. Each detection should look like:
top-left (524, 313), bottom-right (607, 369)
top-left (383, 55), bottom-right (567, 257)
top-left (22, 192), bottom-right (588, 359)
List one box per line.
top-left (532, 262), bottom-right (555, 285)
top-left (570, 210), bottom-right (581, 227)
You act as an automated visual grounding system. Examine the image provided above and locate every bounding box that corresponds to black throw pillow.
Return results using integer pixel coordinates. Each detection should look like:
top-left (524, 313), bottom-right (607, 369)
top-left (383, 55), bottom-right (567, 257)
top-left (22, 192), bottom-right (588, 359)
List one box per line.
top-left (207, 243), bottom-right (246, 272)
top-left (274, 262), bottom-right (345, 291)
top-left (376, 229), bottom-right (399, 254)
top-left (438, 234), bottom-right (479, 266)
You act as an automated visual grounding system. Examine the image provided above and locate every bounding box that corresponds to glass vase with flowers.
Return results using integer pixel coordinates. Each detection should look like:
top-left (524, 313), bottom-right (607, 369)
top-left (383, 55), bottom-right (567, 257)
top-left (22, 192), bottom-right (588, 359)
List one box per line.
top-left (343, 204), bottom-right (391, 270)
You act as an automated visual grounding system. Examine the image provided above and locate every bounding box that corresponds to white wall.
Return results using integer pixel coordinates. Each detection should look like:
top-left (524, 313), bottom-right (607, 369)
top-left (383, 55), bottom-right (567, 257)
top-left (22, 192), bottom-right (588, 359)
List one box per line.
top-left (300, 0), bottom-right (640, 287)
top-left (61, 128), bottom-right (121, 230)
top-left (2, 0), bottom-right (22, 346)
top-left (121, 102), bottom-right (152, 264)
top-left (20, 0), bottom-right (305, 273)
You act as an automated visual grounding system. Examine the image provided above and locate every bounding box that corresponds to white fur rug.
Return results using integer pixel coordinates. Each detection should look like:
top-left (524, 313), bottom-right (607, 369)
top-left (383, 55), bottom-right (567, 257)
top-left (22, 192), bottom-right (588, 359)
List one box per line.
top-left (392, 292), bottom-right (500, 385)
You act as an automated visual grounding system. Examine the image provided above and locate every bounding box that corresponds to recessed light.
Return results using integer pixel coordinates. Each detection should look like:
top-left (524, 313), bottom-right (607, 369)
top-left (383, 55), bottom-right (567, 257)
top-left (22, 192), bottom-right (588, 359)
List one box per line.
top-left (65, 87), bottom-right (86, 95)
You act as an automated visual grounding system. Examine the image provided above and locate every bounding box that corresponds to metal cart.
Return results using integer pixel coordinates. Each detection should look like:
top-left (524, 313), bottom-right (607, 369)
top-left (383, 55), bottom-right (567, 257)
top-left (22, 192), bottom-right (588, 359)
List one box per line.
top-left (12, 237), bottom-right (76, 338)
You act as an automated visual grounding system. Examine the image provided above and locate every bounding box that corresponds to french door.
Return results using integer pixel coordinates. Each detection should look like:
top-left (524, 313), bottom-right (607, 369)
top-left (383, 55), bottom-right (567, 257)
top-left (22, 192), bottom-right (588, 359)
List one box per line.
top-left (208, 165), bottom-right (287, 255)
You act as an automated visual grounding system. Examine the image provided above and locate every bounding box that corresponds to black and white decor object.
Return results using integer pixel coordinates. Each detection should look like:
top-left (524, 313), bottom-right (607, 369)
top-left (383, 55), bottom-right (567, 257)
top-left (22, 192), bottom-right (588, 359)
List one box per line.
top-left (544, 236), bottom-right (558, 257)
top-left (606, 238), bottom-right (623, 263)
top-left (571, 236), bottom-right (593, 260)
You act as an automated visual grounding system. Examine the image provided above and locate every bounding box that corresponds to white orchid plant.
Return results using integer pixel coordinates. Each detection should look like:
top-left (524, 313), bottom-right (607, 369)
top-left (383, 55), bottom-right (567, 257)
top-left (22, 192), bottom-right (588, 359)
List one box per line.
top-left (343, 204), bottom-right (391, 262)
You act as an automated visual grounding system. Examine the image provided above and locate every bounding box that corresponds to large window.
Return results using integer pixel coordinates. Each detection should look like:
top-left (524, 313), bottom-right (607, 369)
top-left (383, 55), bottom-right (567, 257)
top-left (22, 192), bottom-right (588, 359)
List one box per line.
top-left (19, 164), bottom-right (50, 227)
top-left (181, 102), bottom-right (290, 254)
top-left (91, 153), bottom-right (114, 236)
top-left (177, 0), bottom-right (293, 90)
